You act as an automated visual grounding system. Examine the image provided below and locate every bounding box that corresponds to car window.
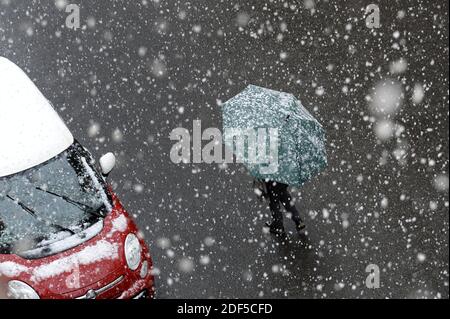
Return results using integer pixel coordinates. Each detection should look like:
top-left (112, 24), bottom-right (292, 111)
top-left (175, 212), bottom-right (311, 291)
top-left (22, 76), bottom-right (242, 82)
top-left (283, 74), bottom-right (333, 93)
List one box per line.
top-left (0, 142), bottom-right (111, 255)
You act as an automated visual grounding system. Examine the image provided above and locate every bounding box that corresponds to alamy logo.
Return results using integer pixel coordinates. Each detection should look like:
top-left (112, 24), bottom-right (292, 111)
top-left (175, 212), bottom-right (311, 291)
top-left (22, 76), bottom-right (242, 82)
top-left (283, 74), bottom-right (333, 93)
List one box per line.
top-left (169, 120), bottom-right (279, 174)
top-left (65, 4), bottom-right (80, 30)
top-left (365, 4), bottom-right (380, 29)
top-left (65, 261), bottom-right (81, 289)
top-left (365, 264), bottom-right (380, 289)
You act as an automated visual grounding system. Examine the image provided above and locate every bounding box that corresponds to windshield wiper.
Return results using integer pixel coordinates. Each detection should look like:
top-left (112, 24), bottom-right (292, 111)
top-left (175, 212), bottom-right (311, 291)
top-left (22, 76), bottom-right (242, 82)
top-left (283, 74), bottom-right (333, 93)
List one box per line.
top-left (35, 187), bottom-right (104, 219)
top-left (6, 194), bottom-right (37, 218)
top-left (6, 194), bottom-right (75, 235)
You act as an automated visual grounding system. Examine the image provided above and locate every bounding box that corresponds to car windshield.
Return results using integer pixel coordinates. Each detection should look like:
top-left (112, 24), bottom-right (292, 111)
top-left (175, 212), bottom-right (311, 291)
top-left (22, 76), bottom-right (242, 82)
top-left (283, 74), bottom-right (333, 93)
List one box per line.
top-left (0, 142), bottom-right (112, 255)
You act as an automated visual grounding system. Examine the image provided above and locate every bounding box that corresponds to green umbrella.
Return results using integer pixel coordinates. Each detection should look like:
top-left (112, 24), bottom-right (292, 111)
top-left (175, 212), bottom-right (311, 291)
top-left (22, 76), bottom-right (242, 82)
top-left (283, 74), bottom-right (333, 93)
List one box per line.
top-left (221, 85), bottom-right (327, 187)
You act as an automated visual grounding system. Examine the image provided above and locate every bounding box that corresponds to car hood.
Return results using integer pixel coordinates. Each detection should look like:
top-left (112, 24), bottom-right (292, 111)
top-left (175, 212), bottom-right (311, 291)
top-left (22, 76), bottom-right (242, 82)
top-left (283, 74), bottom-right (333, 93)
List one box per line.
top-left (0, 203), bottom-right (137, 296)
top-left (0, 57), bottom-right (73, 178)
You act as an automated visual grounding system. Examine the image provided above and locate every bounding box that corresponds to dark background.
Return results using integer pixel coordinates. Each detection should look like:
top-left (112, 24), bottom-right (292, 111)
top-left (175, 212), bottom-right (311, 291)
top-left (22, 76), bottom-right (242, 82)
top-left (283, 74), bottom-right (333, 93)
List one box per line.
top-left (1, 0), bottom-right (448, 298)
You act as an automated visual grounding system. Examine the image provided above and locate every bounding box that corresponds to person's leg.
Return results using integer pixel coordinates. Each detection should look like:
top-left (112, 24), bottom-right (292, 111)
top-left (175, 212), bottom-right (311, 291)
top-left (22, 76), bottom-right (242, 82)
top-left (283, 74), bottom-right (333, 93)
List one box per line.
top-left (277, 184), bottom-right (305, 230)
top-left (265, 181), bottom-right (284, 233)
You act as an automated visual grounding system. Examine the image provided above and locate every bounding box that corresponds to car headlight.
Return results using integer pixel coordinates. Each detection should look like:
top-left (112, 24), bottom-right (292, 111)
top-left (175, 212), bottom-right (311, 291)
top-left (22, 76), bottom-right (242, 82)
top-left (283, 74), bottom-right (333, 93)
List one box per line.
top-left (125, 233), bottom-right (142, 271)
top-left (8, 281), bottom-right (40, 299)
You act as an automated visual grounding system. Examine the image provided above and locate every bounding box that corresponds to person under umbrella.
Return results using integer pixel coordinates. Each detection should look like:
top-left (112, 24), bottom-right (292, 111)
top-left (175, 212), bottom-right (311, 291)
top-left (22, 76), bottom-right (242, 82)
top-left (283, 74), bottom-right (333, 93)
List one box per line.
top-left (223, 85), bottom-right (327, 237)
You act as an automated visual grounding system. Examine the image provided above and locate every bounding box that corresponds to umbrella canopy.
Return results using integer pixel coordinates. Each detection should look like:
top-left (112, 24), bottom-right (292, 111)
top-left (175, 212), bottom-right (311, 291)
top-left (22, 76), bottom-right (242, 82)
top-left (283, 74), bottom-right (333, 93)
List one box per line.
top-left (222, 85), bottom-right (327, 187)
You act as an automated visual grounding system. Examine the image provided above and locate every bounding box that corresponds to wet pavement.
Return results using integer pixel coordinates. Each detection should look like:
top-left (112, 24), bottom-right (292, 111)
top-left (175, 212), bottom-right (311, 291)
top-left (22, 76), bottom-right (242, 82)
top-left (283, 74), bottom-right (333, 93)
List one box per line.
top-left (0, 0), bottom-right (448, 298)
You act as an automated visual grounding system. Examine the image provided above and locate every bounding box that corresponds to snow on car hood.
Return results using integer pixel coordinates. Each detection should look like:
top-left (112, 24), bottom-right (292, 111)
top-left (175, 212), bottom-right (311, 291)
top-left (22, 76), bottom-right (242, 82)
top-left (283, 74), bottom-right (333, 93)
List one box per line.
top-left (0, 57), bottom-right (73, 177)
top-left (0, 238), bottom-right (119, 283)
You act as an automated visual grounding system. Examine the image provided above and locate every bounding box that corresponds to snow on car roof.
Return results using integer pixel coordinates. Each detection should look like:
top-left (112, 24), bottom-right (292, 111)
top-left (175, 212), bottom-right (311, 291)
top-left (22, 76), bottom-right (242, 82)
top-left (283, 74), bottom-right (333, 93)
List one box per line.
top-left (0, 57), bottom-right (74, 177)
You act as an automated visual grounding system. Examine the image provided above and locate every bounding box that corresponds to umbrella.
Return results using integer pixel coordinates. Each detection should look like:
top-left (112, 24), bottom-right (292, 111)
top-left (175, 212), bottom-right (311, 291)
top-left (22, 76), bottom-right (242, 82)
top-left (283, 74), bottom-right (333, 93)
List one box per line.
top-left (221, 85), bottom-right (327, 187)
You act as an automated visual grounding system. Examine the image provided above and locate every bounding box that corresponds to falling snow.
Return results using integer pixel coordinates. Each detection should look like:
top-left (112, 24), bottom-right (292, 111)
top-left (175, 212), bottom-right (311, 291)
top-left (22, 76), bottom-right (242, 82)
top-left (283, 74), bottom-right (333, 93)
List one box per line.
top-left (0, 0), bottom-right (448, 299)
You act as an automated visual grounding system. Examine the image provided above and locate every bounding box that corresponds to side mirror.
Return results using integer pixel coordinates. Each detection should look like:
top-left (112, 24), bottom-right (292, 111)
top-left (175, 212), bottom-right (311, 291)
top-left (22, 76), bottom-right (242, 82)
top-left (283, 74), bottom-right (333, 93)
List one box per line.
top-left (99, 152), bottom-right (116, 177)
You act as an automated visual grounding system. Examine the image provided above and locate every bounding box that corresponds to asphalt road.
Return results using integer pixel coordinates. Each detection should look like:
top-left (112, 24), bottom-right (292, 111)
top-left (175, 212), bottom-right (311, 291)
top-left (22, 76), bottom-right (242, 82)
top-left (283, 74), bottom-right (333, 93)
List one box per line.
top-left (1, 0), bottom-right (448, 298)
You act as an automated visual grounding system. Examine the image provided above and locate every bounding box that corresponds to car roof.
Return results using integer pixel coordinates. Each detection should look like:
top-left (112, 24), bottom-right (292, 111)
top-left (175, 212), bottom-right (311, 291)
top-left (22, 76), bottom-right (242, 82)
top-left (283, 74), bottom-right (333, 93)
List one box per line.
top-left (0, 57), bottom-right (74, 177)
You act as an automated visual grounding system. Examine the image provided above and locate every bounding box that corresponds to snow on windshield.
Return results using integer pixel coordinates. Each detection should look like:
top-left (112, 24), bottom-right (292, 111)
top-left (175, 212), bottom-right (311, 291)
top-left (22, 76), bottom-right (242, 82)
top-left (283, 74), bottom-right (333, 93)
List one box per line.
top-left (0, 143), bottom-right (111, 255)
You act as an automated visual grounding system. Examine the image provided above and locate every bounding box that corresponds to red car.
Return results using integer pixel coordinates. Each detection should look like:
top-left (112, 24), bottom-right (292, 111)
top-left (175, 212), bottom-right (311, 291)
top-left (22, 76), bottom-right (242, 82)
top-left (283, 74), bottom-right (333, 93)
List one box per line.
top-left (0, 57), bottom-right (155, 299)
